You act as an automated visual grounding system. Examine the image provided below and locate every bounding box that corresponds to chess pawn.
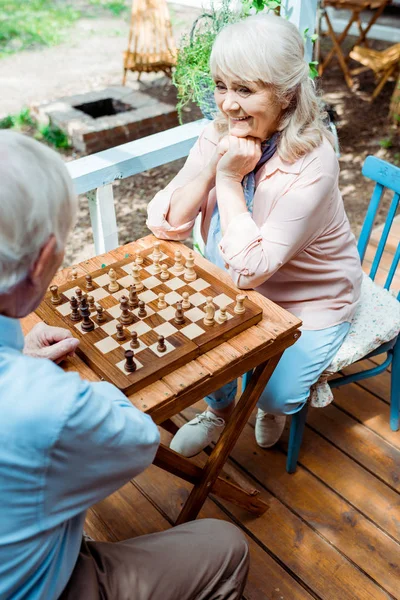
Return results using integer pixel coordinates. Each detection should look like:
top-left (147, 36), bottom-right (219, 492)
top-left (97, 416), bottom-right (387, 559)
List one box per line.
top-left (130, 331), bottom-right (140, 349)
top-left (116, 322), bottom-right (126, 341)
top-left (234, 294), bottom-right (247, 315)
top-left (119, 296), bottom-right (134, 325)
top-left (131, 265), bottom-right (143, 291)
top-left (124, 349), bottom-right (136, 373)
top-left (157, 335), bottom-right (166, 353)
top-left (85, 274), bottom-right (94, 291)
top-left (95, 304), bottom-right (106, 323)
top-left (135, 251), bottom-right (143, 265)
top-left (75, 288), bottom-right (83, 303)
top-left (183, 251), bottom-right (197, 282)
top-left (157, 293), bottom-right (167, 310)
top-left (160, 264), bottom-right (169, 281)
top-left (151, 241), bottom-right (162, 262)
top-left (181, 292), bottom-right (191, 310)
top-left (69, 296), bottom-right (81, 322)
top-left (173, 250), bottom-right (184, 274)
top-left (137, 300), bottom-right (147, 318)
top-left (153, 256), bottom-right (161, 275)
top-left (80, 299), bottom-right (95, 332)
top-left (108, 268), bottom-right (119, 293)
top-left (50, 285), bottom-right (62, 305)
top-left (203, 297), bottom-right (215, 326)
top-left (174, 301), bottom-right (185, 325)
top-left (87, 295), bottom-right (96, 312)
top-left (217, 306), bottom-right (228, 324)
top-left (128, 285), bottom-right (139, 310)
top-left (71, 267), bottom-right (78, 280)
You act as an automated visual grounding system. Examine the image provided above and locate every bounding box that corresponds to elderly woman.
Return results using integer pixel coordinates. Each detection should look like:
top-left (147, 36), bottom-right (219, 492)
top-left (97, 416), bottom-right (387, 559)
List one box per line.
top-left (146, 13), bottom-right (363, 457)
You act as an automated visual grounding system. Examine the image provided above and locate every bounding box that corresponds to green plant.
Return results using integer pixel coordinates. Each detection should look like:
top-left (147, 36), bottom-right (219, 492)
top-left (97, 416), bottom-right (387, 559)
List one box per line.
top-left (0, 107), bottom-right (70, 149)
top-left (88, 0), bottom-right (129, 17)
top-left (0, 107), bottom-right (34, 129)
top-left (37, 123), bottom-right (70, 149)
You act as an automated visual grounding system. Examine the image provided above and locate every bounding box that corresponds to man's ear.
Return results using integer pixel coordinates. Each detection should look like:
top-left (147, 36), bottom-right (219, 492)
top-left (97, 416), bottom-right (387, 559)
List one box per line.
top-left (28, 235), bottom-right (58, 285)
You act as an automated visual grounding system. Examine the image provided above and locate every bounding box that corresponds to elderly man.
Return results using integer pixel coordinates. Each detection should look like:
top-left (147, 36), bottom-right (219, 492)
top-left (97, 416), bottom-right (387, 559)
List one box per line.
top-left (0, 131), bottom-right (249, 600)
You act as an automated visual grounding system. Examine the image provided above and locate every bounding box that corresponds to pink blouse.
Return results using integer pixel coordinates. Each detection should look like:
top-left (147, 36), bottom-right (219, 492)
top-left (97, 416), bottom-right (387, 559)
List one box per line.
top-left (146, 122), bottom-right (362, 330)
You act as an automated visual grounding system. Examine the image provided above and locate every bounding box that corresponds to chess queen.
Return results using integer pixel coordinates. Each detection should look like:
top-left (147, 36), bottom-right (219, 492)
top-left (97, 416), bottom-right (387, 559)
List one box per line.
top-left (146, 13), bottom-right (363, 458)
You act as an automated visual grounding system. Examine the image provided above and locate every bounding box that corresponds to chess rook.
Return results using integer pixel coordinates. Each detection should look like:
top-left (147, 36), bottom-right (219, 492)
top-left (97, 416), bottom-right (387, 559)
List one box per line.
top-left (124, 349), bottom-right (136, 373)
top-left (119, 296), bottom-right (134, 325)
top-left (174, 301), bottom-right (185, 325)
top-left (50, 285), bottom-right (62, 305)
top-left (234, 294), bottom-right (247, 315)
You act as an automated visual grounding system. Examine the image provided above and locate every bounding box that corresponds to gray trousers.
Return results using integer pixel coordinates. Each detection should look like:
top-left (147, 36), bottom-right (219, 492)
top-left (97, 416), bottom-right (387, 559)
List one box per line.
top-left (60, 519), bottom-right (249, 600)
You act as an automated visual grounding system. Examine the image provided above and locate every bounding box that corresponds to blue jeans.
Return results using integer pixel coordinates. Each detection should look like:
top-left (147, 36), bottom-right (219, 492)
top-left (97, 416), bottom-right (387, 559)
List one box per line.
top-left (205, 322), bottom-right (351, 415)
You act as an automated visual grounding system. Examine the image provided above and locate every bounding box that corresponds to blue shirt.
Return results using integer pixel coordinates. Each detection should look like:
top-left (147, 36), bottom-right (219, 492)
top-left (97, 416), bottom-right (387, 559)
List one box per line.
top-left (0, 315), bottom-right (160, 600)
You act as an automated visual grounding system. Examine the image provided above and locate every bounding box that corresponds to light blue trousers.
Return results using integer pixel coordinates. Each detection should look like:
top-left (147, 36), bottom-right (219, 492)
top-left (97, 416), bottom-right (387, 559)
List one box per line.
top-left (205, 322), bottom-right (351, 415)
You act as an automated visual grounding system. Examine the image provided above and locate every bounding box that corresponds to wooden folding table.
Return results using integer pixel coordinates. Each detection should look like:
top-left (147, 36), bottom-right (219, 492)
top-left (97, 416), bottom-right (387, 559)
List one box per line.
top-left (22, 235), bottom-right (301, 524)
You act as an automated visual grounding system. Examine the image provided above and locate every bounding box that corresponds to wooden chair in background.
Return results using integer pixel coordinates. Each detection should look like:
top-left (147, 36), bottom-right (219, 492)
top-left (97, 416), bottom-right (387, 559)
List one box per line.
top-left (122, 0), bottom-right (176, 84)
top-left (349, 43), bottom-right (400, 100)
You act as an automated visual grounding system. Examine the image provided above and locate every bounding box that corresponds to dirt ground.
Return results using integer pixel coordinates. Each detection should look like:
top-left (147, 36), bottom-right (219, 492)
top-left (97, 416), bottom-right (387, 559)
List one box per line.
top-left (1, 4), bottom-right (399, 266)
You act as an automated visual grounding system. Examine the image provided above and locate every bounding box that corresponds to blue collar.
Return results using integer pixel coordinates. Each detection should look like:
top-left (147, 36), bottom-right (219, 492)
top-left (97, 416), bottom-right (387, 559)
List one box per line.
top-left (0, 315), bottom-right (24, 351)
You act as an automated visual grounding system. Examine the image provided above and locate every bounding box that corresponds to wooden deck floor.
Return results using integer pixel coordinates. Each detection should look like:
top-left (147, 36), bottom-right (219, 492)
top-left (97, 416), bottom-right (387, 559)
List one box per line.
top-left (85, 231), bottom-right (399, 600)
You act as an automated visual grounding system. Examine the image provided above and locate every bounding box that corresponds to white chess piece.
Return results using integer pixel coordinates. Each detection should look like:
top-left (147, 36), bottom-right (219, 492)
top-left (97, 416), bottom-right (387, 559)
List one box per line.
top-left (71, 267), bottom-right (78, 280)
top-left (184, 251), bottom-right (197, 282)
top-left (131, 265), bottom-right (144, 291)
top-left (108, 268), bottom-right (119, 292)
top-left (158, 292), bottom-right (167, 309)
top-left (151, 241), bottom-right (162, 262)
top-left (181, 292), bottom-right (191, 309)
top-left (234, 294), bottom-right (247, 315)
top-left (160, 264), bottom-right (169, 281)
top-left (173, 250), bottom-right (185, 274)
top-left (153, 256), bottom-right (161, 275)
top-left (203, 297), bottom-right (215, 326)
top-left (217, 306), bottom-right (228, 324)
top-left (135, 251), bottom-right (143, 265)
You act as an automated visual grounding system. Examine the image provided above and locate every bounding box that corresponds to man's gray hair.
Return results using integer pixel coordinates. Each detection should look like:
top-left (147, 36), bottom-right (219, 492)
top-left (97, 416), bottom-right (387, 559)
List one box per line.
top-left (0, 131), bottom-right (77, 293)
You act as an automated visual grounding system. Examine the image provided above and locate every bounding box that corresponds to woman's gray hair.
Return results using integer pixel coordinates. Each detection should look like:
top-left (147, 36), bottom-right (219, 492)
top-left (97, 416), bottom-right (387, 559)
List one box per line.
top-left (210, 12), bottom-right (335, 162)
top-left (0, 131), bottom-right (77, 293)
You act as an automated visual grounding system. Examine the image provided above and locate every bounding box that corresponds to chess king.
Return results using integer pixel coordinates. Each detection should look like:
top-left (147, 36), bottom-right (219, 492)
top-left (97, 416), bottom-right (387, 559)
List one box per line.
top-left (0, 131), bottom-right (249, 600)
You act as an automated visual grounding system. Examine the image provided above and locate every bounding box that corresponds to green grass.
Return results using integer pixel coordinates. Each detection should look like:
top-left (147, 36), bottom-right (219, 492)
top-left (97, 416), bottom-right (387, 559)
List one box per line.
top-left (88, 0), bottom-right (129, 17)
top-left (0, 107), bottom-right (71, 149)
top-left (0, 1), bottom-right (81, 58)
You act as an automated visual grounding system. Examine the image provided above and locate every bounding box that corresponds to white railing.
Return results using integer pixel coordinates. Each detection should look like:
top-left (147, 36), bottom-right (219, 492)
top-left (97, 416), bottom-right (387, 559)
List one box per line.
top-left (66, 119), bottom-right (208, 254)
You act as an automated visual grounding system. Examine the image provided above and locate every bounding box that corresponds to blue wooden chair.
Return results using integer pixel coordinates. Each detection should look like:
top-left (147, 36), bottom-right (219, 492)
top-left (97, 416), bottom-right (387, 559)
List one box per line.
top-left (243, 155), bottom-right (400, 473)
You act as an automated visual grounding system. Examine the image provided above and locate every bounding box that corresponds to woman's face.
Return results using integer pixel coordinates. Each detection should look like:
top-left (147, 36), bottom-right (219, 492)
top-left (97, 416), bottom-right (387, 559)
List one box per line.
top-left (214, 73), bottom-right (286, 141)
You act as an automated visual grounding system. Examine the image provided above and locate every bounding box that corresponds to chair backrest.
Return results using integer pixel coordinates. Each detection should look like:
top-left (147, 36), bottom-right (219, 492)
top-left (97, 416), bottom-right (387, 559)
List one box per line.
top-left (359, 156), bottom-right (400, 300)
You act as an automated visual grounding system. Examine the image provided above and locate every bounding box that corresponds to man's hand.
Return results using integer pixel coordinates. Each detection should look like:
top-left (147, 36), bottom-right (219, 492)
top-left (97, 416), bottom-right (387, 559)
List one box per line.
top-left (216, 136), bottom-right (262, 183)
top-left (24, 322), bottom-right (80, 364)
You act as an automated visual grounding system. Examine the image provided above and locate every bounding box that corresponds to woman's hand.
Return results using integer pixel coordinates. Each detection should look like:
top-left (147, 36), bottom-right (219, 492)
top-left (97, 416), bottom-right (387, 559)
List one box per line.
top-left (216, 136), bottom-right (262, 182)
top-left (204, 136), bottom-right (230, 181)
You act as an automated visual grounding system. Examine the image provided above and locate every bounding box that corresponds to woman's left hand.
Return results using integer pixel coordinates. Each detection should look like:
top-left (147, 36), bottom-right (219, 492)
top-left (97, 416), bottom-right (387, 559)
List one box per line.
top-left (216, 135), bottom-right (262, 182)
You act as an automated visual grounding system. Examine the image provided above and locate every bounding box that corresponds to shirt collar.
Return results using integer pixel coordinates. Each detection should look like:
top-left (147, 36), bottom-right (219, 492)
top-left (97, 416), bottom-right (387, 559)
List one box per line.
top-left (0, 315), bottom-right (24, 351)
top-left (258, 151), bottom-right (305, 178)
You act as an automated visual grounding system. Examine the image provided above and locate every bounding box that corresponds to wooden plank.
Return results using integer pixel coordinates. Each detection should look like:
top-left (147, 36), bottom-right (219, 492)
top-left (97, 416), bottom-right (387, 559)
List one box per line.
top-left (307, 404), bottom-right (400, 491)
top-left (226, 424), bottom-right (400, 600)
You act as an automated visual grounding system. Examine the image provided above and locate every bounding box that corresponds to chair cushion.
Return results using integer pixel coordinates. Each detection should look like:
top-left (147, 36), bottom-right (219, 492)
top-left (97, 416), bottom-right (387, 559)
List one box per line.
top-left (310, 273), bottom-right (400, 407)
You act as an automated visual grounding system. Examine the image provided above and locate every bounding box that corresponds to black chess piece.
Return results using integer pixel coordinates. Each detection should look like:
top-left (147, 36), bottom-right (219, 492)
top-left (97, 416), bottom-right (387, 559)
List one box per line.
top-left (130, 331), bottom-right (140, 349)
top-left (70, 296), bottom-right (81, 322)
top-left (174, 301), bottom-right (185, 325)
top-left (120, 296), bottom-right (134, 325)
top-left (157, 335), bottom-right (166, 353)
top-left (80, 299), bottom-right (95, 332)
top-left (124, 349), bottom-right (136, 373)
top-left (128, 285), bottom-right (139, 309)
top-left (116, 322), bottom-right (126, 341)
top-left (138, 300), bottom-right (147, 318)
top-left (85, 274), bottom-right (94, 291)
top-left (96, 304), bottom-right (105, 323)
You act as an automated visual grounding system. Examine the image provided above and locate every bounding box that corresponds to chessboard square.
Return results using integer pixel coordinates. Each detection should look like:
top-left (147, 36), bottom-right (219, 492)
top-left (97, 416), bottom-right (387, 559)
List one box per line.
top-left (63, 287), bottom-right (83, 300)
top-left (158, 306), bottom-right (176, 321)
top-left (138, 289), bottom-right (158, 303)
top-left (142, 276), bottom-right (161, 290)
top-left (112, 289), bottom-right (129, 301)
top-left (184, 307), bottom-right (206, 322)
top-left (120, 262), bottom-right (137, 274)
top-left (133, 306), bottom-right (155, 319)
top-left (95, 337), bottom-right (119, 354)
top-left (93, 273), bottom-right (111, 287)
top-left (107, 304), bottom-right (122, 319)
top-left (189, 292), bottom-right (208, 307)
top-left (213, 293), bottom-right (234, 308)
top-left (90, 288), bottom-right (110, 302)
top-left (116, 357), bottom-right (143, 373)
top-left (164, 291), bottom-right (183, 305)
top-left (127, 321), bottom-right (151, 335)
top-left (149, 339), bottom-right (175, 357)
top-left (74, 321), bottom-right (98, 334)
top-left (117, 275), bottom-right (133, 288)
top-left (164, 277), bottom-right (185, 291)
top-left (56, 303), bottom-right (71, 316)
top-left (154, 322), bottom-right (178, 337)
top-left (216, 309), bottom-right (233, 323)
top-left (121, 339), bottom-right (148, 353)
top-left (180, 323), bottom-right (205, 339)
top-left (100, 319), bottom-right (119, 335)
top-left (188, 278), bottom-right (210, 292)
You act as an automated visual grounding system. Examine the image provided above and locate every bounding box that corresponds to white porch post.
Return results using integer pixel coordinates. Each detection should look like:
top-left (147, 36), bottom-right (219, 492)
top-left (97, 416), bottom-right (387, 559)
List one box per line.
top-left (280, 0), bottom-right (319, 62)
top-left (87, 185), bottom-right (119, 255)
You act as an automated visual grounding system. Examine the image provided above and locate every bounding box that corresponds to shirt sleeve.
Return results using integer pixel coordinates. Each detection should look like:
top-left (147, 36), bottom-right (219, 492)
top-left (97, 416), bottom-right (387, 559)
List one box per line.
top-left (43, 370), bottom-right (160, 522)
top-left (146, 126), bottom-right (214, 241)
top-left (219, 157), bottom-right (334, 289)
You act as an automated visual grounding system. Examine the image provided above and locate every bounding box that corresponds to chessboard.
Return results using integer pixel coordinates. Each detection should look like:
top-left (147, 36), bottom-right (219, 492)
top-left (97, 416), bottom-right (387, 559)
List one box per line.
top-left (36, 243), bottom-right (263, 395)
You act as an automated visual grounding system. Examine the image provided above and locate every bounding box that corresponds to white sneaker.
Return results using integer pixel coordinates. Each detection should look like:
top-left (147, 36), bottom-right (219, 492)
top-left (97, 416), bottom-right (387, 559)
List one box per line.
top-left (255, 409), bottom-right (286, 448)
top-left (170, 410), bottom-right (225, 457)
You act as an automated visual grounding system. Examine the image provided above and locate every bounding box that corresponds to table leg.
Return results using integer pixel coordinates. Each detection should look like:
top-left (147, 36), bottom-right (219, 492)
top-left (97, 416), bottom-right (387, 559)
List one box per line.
top-left (352, 1), bottom-right (389, 48)
top-left (322, 9), bottom-right (354, 89)
top-left (174, 353), bottom-right (282, 525)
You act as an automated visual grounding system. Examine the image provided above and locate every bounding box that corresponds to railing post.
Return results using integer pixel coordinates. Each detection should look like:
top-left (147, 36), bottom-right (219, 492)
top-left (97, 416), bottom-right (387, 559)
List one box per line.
top-left (281, 0), bottom-right (318, 62)
top-left (87, 185), bottom-right (119, 255)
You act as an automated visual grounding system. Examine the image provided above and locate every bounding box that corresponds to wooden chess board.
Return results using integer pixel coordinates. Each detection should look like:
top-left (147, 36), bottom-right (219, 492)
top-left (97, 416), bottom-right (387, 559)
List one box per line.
top-left (36, 246), bottom-right (263, 395)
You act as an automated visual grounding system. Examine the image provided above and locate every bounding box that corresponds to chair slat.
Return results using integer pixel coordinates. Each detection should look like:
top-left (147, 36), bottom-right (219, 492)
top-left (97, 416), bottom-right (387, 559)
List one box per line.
top-left (369, 192), bottom-right (399, 281)
top-left (362, 155), bottom-right (400, 194)
top-left (358, 182), bottom-right (384, 262)
top-left (385, 243), bottom-right (400, 300)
